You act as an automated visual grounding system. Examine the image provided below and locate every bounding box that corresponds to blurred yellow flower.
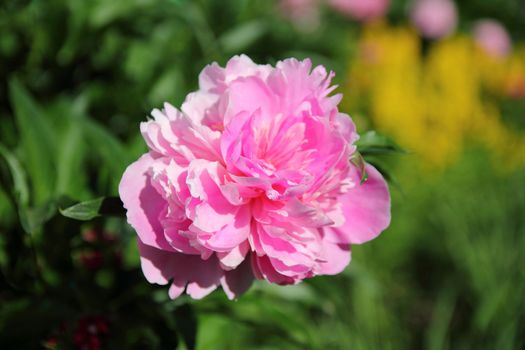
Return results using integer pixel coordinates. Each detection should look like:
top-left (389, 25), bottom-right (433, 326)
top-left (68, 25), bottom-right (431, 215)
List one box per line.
top-left (346, 23), bottom-right (525, 170)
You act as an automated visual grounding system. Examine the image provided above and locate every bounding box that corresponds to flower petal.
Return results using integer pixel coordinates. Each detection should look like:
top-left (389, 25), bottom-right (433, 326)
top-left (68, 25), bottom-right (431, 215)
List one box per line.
top-left (317, 227), bottom-right (351, 275)
top-left (119, 154), bottom-right (173, 251)
top-left (221, 257), bottom-right (254, 300)
top-left (334, 164), bottom-right (391, 244)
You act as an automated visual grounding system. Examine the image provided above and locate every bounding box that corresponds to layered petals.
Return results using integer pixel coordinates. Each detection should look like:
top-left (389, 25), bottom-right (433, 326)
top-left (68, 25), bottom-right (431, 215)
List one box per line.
top-left (331, 164), bottom-right (391, 244)
top-left (119, 55), bottom-right (391, 300)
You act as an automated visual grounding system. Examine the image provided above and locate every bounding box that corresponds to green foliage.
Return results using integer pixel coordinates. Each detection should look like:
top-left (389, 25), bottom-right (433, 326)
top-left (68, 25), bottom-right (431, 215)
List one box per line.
top-left (9, 79), bottom-right (56, 205)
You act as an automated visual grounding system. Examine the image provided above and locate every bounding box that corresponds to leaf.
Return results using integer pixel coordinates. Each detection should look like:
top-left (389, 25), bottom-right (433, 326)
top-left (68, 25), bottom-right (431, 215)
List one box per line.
top-left (356, 130), bottom-right (406, 156)
top-left (59, 196), bottom-right (125, 220)
top-left (19, 200), bottom-right (56, 234)
top-left (81, 118), bottom-right (131, 190)
top-left (219, 20), bottom-right (267, 53)
top-left (0, 144), bottom-right (29, 207)
top-left (9, 79), bottom-right (56, 204)
top-left (350, 151), bottom-right (368, 184)
top-left (59, 197), bottom-right (102, 220)
top-left (175, 1), bottom-right (218, 56)
top-left (174, 303), bottom-right (197, 350)
top-left (56, 116), bottom-right (86, 197)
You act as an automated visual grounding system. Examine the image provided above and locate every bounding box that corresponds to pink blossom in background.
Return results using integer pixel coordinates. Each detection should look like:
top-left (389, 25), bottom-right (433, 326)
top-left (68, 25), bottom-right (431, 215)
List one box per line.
top-left (329, 0), bottom-right (390, 22)
top-left (410, 0), bottom-right (458, 39)
top-left (279, 0), bottom-right (321, 31)
top-left (473, 19), bottom-right (512, 58)
top-left (119, 55), bottom-right (391, 300)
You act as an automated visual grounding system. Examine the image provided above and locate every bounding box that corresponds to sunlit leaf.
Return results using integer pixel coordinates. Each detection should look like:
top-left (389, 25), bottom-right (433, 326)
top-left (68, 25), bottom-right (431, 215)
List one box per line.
top-left (56, 117), bottom-right (86, 197)
top-left (219, 20), bottom-right (267, 53)
top-left (81, 118), bottom-right (131, 190)
top-left (9, 79), bottom-right (56, 204)
top-left (59, 196), bottom-right (125, 221)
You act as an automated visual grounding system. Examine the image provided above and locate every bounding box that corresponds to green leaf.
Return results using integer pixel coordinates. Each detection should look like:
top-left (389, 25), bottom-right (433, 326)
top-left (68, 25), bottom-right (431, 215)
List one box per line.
top-left (219, 20), bottom-right (267, 53)
top-left (356, 131), bottom-right (406, 156)
top-left (59, 197), bottom-right (103, 220)
top-left (19, 200), bottom-right (56, 234)
top-left (56, 116), bottom-right (86, 197)
top-left (0, 143), bottom-right (29, 207)
top-left (351, 151), bottom-right (368, 184)
top-left (175, 1), bottom-right (218, 56)
top-left (81, 118), bottom-right (130, 190)
top-left (174, 303), bottom-right (197, 350)
top-left (9, 79), bottom-right (56, 204)
top-left (59, 196), bottom-right (125, 221)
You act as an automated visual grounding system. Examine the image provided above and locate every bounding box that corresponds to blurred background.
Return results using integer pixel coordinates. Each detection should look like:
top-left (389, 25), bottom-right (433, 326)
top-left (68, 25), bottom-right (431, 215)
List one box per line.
top-left (1, 0), bottom-right (524, 349)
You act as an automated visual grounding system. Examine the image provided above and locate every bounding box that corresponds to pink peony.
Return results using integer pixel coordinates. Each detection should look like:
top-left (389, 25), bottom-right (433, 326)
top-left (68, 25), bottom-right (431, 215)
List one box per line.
top-left (119, 55), bottom-right (391, 300)
top-left (329, 0), bottom-right (390, 22)
top-left (410, 0), bottom-right (458, 39)
top-left (473, 19), bottom-right (512, 58)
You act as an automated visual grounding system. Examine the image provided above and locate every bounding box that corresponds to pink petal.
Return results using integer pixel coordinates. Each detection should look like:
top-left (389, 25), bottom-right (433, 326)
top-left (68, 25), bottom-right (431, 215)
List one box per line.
top-left (184, 256), bottom-right (223, 299)
top-left (119, 154), bottom-right (173, 251)
top-left (334, 163), bottom-right (391, 244)
top-left (137, 239), bottom-right (223, 299)
top-left (217, 240), bottom-right (250, 270)
top-left (251, 254), bottom-right (295, 285)
top-left (137, 239), bottom-right (177, 285)
top-left (317, 227), bottom-right (351, 275)
top-left (221, 257), bottom-right (254, 300)
top-left (206, 206), bottom-right (251, 251)
top-left (186, 160), bottom-right (238, 233)
top-left (223, 76), bottom-right (276, 126)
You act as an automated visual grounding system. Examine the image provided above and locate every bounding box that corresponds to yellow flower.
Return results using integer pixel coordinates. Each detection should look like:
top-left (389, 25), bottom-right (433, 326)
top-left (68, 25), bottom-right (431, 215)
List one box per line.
top-left (346, 23), bottom-right (525, 170)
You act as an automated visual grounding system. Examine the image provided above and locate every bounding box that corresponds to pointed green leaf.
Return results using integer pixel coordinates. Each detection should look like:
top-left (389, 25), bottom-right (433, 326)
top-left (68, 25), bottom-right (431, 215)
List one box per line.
top-left (81, 118), bottom-right (130, 190)
top-left (59, 196), bottom-right (125, 221)
top-left (351, 151), bottom-right (368, 184)
top-left (219, 20), bottom-right (267, 53)
top-left (59, 197), bottom-right (103, 220)
top-left (19, 200), bottom-right (56, 234)
top-left (56, 116), bottom-right (86, 197)
top-left (356, 130), bottom-right (406, 156)
top-left (9, 79), bottom-right (56, 204)
top-left (0, 143), bottom-right (29, 207)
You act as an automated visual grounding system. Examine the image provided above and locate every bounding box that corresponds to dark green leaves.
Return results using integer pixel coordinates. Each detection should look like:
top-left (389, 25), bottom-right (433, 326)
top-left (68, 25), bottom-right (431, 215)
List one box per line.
top-left (81, 118), bottom-right (131, 190)
top-left (0, 144), bottom-right (29, 207)
top-left (9, 79), bottom-right (56, 204)
top-left (5, 81), bottom-right (132, 233)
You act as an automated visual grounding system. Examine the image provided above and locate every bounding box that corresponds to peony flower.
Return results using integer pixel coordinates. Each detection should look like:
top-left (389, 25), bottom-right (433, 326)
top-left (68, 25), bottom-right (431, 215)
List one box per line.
top-left (410, 0), bottom-right (457, 39)
top-left (329, 0), bottom-right (390, 22)
top-left (119, 55), bottom-right (391, 300)
top-left (473, 19), bottom-right (512, 58)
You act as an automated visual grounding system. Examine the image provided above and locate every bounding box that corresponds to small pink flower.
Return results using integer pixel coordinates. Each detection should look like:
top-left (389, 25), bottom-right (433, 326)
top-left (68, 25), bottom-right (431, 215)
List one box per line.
top-left (329, 0), bottom-right (390, 22)
top-left (473, 19), bottom-right (512, 58)
top-left (279, 0), bottom-right (320, 30)
top-left (410, 0), bottom-right (457, 39)
top-left (119, 55), bottom-right (391, 300)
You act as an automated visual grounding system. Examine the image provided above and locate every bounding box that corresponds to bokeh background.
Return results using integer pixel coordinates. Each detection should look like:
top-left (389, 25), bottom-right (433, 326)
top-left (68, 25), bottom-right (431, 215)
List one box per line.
top-left (1, 0), bottom-right (524, 349)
